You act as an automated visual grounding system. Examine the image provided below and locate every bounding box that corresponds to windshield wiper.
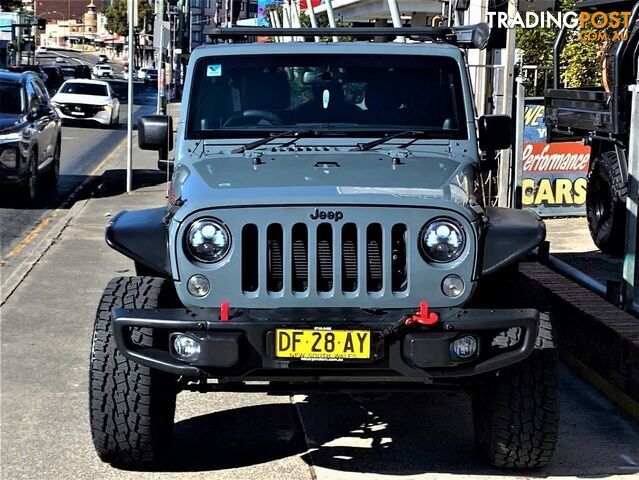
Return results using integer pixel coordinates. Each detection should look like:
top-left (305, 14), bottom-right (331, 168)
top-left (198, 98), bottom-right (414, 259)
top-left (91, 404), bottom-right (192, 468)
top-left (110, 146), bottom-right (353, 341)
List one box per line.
top-left (351, 130), bottom-right (424, 151)
top-left (231, 130), bottom-right (311, 154)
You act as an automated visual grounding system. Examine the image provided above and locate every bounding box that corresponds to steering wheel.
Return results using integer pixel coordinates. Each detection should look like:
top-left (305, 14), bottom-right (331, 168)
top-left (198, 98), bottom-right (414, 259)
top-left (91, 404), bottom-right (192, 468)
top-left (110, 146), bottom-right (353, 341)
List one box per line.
top-left (223, 110), bottom-right (283, 127)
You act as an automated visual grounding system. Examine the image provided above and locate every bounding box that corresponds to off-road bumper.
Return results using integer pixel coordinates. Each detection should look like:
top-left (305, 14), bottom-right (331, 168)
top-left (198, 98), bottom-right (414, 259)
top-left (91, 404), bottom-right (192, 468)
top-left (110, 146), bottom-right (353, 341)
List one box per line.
top-left (111, 307), bottom-right (539, 383)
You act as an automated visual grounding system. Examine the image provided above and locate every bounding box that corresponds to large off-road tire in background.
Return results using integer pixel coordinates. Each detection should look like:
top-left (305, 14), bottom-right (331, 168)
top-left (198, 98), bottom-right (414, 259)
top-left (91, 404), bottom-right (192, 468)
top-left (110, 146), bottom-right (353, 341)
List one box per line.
top-left (586, 150), bottom-right (627, 256)
top-left (472, 314), bottom-right (559, 469)
top-left (89, 277), bottom-right (178, 467)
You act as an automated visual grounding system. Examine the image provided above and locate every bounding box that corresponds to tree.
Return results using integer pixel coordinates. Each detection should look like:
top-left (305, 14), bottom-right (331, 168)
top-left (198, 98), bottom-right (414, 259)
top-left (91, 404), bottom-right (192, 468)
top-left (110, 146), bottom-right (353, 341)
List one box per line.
top-left (516, 0), bottom-right (605, 93)
top-left (104, 0), bottom-right (152, 36)
top-left (0, 0), bottom-right (22, 11)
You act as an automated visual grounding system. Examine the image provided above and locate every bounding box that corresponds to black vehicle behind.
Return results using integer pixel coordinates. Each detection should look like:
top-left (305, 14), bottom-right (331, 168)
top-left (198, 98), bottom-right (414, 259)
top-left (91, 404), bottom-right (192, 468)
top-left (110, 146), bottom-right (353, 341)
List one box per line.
top-left (0, 71), bottom-right (62, 201)
top-left (144, 69), bottom-right (158, 86)
top-left (545, 0), bottom-right (639, 255)
top-left (42, 66), bottom-right (64, 93)
top-left (74, 64), bottom-right (92, 79)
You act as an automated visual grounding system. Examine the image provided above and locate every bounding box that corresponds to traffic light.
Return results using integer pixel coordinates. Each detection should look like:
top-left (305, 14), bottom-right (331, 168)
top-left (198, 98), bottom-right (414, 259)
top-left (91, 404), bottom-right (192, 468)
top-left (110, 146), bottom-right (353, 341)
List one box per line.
top-left (7, 42), bottom-right (16, 53)
top-left (38, 19), bottom-right (46, 31)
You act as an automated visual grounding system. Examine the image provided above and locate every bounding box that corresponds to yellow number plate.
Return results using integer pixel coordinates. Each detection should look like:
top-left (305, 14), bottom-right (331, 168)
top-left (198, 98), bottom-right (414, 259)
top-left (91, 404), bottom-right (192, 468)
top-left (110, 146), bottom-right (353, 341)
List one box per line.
top-left (274, 328), bottom-right (371, 360)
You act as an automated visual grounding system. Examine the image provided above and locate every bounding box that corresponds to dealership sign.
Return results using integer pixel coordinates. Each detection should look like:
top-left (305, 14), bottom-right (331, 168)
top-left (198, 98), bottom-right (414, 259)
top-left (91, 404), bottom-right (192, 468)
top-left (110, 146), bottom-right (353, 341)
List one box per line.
top-left (521, 100), bottom-right (590, 217)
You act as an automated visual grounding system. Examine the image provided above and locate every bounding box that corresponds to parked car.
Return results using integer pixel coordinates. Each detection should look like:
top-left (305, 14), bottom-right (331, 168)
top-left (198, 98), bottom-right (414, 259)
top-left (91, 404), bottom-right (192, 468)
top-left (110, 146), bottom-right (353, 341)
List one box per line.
top-left (41, 65), bottom-right (64, 93)
top-left (7, 64), bottom-right (48, 83)
top-left (90, 25), bottom-right (560, 470)
top-left (60, 66), bottom-right (77, 79)
top-left (51, 79), bottom-right (120, 128)
top-left (122, 67), bottom-right (137, 80)
top-left (92, 64), bottom-right (113, 78)
top-left (143, 68), bottom-right (158, 85)
top-left (97, 54), bottom-right (109, 64)
top-left (35, 46), bottom-right (47, 55)
top-left (0, 71), bottom-right (61, 201)
top-left (74, 64), bottom-right (92, 79)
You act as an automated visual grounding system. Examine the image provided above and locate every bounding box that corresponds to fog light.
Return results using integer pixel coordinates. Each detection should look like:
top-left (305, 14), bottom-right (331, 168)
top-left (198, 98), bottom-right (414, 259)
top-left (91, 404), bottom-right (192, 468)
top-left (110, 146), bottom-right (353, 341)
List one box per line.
top-left (173, 334), bottom-right (201, 359)
top-left (451, 335), bottom-right (478, 359)
top-left (187, 274), bottom-right (210, 297)
top-left (442, 274), bottom-right (465, 297)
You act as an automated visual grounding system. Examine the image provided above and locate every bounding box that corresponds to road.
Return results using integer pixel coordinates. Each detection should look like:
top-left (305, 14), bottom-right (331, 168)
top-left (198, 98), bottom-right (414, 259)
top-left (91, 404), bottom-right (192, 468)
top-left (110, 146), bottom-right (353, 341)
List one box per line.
top-left (0, 50), bottom-right (157, 259)
top-left (1, 142), bottom-right (638, 479)
top-left (1, 49), bottom-right (638, 480)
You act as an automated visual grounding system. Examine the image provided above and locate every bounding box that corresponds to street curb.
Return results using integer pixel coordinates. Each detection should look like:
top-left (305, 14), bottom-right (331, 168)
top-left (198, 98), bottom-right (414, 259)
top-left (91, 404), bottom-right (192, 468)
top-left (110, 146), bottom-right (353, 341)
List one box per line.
top-left (561, 349), bottom-right (639, 423)
top-left (0, 135), bottom-right (130, 306)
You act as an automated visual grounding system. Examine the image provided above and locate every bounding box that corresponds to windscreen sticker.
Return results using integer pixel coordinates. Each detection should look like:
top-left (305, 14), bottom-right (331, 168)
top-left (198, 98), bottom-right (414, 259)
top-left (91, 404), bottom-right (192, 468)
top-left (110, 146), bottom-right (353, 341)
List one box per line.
top-left (207, 64), bottom-right (222, 77)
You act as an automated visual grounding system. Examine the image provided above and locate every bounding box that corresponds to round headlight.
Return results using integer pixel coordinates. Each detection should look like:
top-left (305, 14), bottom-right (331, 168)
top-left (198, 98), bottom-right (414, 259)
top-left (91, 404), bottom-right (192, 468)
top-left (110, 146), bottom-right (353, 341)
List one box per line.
top-left (186, 218), bottom-right (231, 263)
top-left (420, 218), bottom-right (466, 263)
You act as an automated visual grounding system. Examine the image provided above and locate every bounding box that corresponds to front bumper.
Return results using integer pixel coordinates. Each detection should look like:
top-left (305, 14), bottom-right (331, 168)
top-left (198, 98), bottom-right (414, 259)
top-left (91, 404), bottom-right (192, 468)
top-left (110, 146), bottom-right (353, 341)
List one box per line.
top-left (55, 107), bottom-right (112, 125)
top-left (112, 307), bottom-right (539, 383)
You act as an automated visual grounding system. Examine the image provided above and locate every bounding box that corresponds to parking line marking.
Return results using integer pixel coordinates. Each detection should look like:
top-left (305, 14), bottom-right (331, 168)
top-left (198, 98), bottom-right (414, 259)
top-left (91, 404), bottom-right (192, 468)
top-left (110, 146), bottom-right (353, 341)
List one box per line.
top-left (4, 216), bottom-right (54, 259)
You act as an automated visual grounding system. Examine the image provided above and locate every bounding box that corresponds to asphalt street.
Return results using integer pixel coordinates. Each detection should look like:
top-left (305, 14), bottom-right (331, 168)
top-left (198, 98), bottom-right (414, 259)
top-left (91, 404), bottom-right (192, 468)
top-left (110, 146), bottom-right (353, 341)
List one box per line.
top-left (0, 50), bottom-right (157, 259)
top-left (1, 119), bottom-right (638, 479)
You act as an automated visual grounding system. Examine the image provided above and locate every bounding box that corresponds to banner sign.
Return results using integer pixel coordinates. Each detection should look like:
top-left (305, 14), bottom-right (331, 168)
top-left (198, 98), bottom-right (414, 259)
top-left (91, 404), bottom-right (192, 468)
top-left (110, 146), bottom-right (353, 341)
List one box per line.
top-left (521, 99), bottom-right (591, 217)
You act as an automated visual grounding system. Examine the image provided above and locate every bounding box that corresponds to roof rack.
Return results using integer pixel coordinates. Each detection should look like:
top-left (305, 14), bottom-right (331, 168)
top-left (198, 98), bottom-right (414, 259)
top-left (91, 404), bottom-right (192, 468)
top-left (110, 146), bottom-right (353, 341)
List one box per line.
top-left (206, 23), bottom-right (490, 49)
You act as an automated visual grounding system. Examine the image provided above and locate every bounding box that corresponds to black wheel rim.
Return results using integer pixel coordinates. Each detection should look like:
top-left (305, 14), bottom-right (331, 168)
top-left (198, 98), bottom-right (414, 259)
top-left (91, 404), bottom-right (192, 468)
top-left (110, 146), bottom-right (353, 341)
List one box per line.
top-left (28, 153), bottom-right (38, 199)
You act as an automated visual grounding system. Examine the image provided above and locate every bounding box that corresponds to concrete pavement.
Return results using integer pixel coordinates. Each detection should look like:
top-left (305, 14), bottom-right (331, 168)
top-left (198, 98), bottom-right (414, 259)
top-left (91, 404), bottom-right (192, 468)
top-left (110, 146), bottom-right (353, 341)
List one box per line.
top-left (1, 106), bottom-right (639, 479)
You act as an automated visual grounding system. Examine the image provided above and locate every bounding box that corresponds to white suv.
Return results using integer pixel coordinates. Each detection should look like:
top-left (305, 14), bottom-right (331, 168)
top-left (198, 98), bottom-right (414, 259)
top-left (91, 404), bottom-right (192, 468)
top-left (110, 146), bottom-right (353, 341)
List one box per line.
top-left (92, 65), bottom-right (113, 78)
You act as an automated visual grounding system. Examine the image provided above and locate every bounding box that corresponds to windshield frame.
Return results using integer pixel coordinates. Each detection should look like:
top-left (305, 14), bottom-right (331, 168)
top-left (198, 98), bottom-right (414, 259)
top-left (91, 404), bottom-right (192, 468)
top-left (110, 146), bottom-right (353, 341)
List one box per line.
top-left (185, 53), bottom-right (469, 141)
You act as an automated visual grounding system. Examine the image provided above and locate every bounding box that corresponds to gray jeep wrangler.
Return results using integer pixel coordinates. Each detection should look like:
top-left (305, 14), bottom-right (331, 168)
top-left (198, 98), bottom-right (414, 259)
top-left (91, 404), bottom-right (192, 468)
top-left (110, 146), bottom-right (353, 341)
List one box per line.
top-left (89, 26), bottom-right (559, 469)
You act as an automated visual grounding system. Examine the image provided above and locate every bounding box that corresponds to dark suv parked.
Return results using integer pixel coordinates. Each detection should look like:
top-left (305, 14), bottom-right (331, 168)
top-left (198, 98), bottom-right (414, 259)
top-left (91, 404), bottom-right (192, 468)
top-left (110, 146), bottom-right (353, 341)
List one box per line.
top-left (0, 71), bottom-right (62, 201)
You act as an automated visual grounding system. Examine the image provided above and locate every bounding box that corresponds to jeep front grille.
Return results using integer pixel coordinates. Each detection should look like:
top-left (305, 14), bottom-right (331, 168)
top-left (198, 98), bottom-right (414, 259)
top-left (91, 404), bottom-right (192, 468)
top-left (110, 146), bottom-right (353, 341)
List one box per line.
top-left (241, 222), bottom-right (408, 297)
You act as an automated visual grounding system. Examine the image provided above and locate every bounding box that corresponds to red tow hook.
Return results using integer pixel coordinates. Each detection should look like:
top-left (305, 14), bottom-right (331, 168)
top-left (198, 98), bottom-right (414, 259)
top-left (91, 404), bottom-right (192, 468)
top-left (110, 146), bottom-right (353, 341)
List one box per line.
top-left (220, 300), bottom-right (230, 322)
top-left (405, 301), bottom-right (439, 327)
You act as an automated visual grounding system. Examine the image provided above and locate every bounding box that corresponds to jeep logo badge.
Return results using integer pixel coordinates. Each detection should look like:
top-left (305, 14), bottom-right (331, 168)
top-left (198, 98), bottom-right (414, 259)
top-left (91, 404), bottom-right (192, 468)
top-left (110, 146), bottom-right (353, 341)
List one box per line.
top-left (309, 208), bottom-right (343, 222)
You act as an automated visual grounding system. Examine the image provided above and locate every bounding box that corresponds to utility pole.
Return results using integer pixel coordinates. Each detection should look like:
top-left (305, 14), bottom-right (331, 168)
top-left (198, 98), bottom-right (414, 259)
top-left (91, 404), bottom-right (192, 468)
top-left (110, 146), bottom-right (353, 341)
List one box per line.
top-left (157, 0), bottom-right (165, 115)
top-left (497, 0), bottom-right (518, 208)
top-left (127, 0), bottom-right (134, 193)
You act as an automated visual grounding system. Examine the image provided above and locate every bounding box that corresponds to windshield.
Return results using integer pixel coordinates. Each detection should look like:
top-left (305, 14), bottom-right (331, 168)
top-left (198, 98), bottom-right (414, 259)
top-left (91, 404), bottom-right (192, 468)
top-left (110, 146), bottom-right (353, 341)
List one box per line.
top-left (60, 82), bottom-right (108, 96)
top-left (0, 83), bottom-right (25, 114)
top-left (187, 54), bottom-right (467, 139)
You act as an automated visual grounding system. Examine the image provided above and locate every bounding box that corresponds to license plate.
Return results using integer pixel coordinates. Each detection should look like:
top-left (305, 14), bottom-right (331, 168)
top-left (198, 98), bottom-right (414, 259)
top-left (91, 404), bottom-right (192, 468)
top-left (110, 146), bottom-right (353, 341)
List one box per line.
top-left (274, 328), bottom-right (371, 360)
top-left (70, 111), bottom-right (83, 116)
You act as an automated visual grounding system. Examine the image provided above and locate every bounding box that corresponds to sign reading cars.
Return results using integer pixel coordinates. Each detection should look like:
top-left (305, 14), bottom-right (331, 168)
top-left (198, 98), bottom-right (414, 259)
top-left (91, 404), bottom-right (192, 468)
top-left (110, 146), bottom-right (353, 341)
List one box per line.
top-left (521, 100), bottom-right (590, 216)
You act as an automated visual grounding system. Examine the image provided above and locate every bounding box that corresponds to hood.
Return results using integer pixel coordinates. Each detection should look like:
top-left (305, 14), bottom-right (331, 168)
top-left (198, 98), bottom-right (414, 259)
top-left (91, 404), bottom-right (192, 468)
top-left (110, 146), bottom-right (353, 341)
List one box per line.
top-left (51, 93), bottom-right (110, 105)
top-left (176, 151), bottom-right (477, 220)
top-left (0, 113), bottom-right (25, 134)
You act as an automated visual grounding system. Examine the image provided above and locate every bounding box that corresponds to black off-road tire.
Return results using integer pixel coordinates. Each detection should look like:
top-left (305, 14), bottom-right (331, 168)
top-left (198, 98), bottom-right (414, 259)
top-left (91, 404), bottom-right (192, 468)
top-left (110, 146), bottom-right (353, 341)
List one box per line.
top-left (586, 150), bottom-right (627, 256)
top-left (22, 149), bottom-right (40, 202)
top-left (472, 313), bottom-right (559, 469)
top-left (89, 277), bottom-right (177, 467)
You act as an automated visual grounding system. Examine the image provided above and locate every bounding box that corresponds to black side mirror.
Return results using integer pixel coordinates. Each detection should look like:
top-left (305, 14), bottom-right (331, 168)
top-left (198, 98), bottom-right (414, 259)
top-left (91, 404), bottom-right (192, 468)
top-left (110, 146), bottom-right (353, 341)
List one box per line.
top-left (478, 115), bottom-right (512, 152)
top-left (138, 115), bottom-right (173, 171)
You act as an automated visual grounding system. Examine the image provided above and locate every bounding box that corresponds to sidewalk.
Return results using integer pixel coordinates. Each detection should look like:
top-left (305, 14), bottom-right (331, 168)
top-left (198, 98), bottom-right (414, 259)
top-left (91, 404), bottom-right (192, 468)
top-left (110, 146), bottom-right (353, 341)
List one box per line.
top-left (0, 101), bottom-right (312, 479)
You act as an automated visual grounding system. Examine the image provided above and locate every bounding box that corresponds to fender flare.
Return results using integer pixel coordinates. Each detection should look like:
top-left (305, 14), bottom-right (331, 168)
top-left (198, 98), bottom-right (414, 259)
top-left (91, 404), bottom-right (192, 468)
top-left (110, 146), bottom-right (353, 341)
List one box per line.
top-left (480, 207), bottom-right (545, 276)
top-left (105, 207), bottom-right (171, 277)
